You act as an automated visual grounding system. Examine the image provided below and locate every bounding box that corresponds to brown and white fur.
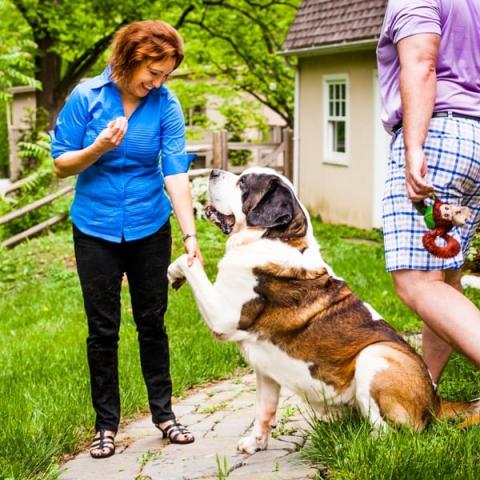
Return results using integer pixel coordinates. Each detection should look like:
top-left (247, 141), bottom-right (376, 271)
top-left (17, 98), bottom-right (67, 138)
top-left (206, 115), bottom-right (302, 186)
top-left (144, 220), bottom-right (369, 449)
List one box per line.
top-left (168, 167), bottom-right (480, 454)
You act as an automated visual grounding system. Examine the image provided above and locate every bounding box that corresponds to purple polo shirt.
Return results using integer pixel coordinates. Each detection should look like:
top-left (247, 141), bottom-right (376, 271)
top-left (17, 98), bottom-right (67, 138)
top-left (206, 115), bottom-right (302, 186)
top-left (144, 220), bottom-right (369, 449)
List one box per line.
top-left (377, 0), bottom-right (480, 132)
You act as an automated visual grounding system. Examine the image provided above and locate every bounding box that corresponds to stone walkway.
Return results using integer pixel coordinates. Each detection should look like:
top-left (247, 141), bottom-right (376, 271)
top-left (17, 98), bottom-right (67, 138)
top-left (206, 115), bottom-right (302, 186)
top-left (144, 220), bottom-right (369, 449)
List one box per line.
top-left (60, 373), bottom-right (317, 480)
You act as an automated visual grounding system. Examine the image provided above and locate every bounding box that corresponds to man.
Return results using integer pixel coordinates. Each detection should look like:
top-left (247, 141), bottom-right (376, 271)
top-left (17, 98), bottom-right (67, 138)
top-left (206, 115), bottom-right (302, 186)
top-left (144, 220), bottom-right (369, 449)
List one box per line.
top-left (377, 0), bottom-right (480, 385)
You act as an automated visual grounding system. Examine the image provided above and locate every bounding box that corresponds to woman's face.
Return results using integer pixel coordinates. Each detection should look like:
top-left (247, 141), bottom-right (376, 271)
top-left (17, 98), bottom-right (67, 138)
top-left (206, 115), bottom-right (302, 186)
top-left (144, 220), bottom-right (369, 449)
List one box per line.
top-left (126, 57), bottom-right (176, 98)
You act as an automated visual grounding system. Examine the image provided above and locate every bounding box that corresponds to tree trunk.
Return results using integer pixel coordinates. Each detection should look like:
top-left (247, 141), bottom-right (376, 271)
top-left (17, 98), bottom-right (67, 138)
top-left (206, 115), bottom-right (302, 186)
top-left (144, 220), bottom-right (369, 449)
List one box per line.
top-left (35, 35), bottom-right (64, 128)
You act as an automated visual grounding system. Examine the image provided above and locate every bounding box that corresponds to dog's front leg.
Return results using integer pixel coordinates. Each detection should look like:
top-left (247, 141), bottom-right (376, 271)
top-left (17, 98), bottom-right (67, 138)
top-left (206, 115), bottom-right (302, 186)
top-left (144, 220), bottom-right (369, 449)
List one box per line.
top-left (238, 371), bottom-right (280, 454)
top-left (168, 254), bottom-right (238, 338)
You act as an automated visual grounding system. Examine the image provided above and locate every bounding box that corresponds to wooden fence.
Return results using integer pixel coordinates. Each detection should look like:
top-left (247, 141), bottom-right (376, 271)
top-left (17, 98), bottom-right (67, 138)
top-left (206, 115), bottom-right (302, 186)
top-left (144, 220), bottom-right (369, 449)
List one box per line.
top-left (0, 128), bottom-right (293, 248)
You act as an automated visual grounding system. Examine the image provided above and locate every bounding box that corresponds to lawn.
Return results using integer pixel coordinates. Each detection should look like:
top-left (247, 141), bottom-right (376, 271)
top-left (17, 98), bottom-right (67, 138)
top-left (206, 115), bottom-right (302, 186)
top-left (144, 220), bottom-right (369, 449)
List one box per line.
top-left (0, 219), bottom-right (241, 480)
top-left (1, 217), bottom-right (479, 479)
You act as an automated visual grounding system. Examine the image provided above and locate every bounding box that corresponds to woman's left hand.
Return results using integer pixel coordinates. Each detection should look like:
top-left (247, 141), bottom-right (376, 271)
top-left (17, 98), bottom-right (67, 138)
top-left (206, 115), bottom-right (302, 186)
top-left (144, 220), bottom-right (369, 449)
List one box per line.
top-left (184, 236), bottom-right (204, 267)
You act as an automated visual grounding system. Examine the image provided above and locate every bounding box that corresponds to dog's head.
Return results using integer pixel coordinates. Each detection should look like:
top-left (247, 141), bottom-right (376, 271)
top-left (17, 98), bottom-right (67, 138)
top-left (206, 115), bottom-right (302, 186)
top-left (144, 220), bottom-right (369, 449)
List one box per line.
top-left (205, 167), bottom-right (308, 248)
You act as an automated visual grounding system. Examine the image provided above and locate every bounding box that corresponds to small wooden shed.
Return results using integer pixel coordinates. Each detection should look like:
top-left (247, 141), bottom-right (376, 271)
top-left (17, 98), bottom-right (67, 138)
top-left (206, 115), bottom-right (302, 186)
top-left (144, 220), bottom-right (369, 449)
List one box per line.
top-left (282, 0), bottom-right (390, 229)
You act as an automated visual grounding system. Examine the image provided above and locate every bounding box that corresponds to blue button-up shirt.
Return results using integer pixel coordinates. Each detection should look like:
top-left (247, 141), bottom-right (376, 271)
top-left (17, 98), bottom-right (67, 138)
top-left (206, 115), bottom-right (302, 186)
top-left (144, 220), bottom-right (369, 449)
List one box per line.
top-left (51, 66), bottom-right (194, 242)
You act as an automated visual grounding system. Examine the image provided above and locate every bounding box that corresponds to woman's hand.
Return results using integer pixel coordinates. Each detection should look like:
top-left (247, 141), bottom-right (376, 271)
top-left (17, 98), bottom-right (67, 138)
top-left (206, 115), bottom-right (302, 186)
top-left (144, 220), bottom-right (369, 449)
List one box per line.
top-left (54, 115), bottom-right (128, 178)
top-left (93, 116), bottom-right (128, 155)
top-left (184, 235), bottom-right (204, 267)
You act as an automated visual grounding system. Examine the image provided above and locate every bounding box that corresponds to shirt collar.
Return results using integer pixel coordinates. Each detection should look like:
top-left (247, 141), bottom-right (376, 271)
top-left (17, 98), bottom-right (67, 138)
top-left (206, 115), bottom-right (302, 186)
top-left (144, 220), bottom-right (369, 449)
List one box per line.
top-left (90, 65), bottom-right (167, 96)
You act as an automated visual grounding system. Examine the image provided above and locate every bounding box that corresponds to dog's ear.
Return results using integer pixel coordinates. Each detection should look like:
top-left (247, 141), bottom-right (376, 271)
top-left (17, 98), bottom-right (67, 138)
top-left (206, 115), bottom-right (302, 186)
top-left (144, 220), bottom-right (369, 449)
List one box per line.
top-left (244, 177), bottom-right (294, 229)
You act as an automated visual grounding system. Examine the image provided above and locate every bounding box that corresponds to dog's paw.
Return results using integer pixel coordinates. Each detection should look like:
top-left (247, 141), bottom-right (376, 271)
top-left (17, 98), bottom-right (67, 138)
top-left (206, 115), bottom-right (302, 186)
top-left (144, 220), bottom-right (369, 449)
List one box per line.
top-left (237, 434), bottom-right (268, 454)
top-left (167, 255), bottom-right (188, 290)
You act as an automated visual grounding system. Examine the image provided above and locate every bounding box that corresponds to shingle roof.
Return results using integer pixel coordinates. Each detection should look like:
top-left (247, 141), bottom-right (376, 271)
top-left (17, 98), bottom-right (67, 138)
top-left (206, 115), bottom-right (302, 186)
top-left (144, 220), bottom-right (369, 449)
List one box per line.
top-left (284, 0), bottom-right (387, 52)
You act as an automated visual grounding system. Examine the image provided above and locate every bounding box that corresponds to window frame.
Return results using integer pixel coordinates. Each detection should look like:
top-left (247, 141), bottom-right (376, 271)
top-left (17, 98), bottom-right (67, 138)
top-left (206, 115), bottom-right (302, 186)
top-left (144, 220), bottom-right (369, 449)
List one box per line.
top-left (323, 74), bottom-right (349, 166)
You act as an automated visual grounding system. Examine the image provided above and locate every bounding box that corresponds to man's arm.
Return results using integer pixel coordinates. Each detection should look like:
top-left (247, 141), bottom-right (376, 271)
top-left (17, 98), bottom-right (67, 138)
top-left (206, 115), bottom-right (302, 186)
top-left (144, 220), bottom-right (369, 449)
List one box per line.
top-left (397, 33), bottom-right (440, 201)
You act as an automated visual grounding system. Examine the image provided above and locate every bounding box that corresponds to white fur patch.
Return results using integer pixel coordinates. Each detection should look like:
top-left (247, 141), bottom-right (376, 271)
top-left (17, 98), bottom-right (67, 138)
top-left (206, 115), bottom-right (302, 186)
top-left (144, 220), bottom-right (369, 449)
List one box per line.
top-left (354, 344), bottom-right (390, 430)
top-left (240, 338), bottom-right (355, 408)
top-left (363, 302), bottom-right (383, 321)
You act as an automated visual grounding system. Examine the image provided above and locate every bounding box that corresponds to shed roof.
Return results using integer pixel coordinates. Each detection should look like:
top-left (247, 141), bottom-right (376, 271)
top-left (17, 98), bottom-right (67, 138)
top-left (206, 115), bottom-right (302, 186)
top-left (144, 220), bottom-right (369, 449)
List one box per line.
top-left (284, 0), bottom-right (387, 53)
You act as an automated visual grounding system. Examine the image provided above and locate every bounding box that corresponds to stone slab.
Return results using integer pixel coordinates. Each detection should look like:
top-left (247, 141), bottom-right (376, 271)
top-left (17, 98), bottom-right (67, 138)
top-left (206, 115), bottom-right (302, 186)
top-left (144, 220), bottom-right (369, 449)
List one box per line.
top-left (59, 373), bottom-right (317, 480)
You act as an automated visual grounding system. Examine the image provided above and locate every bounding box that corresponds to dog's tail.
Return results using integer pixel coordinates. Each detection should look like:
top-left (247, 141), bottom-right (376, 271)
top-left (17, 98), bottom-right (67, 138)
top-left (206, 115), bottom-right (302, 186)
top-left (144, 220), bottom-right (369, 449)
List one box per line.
top-left (437, 398), bottom-right (480, 428)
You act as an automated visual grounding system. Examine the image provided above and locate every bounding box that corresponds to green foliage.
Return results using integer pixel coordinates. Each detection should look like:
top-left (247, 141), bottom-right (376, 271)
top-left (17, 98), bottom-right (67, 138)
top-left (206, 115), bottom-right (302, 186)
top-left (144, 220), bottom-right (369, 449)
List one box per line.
top-left (465, 231), bottom-right (480, 273)
top-left (168, 78), bottom-right (211, 129)
top-left (191, 177), bottom-right (209, 218)
top-left (17, 107), bottom-right (51, 173)
top-left (0, 38), bottom-right (39, 102)
top-left (183, 0), bottom-right (299, 126)
top-left (8, 0), bottom-right (297, 127)
top-left (215, 454), bottom-right (230, 479)
top-left (219, 96), bottom-right (269, 166)
top-left (0, 1), bottom-right (38, 100)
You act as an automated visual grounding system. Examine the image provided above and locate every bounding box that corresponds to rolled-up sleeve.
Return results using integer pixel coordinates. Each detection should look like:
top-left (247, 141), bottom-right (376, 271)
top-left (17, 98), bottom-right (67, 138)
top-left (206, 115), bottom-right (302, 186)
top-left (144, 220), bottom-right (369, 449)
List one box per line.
top-left (387, 0), bottom-right (441, 44)
top-left (160, 95), bottom-right (195, 176)
top-left (51, 86), bottom-right (89, 159)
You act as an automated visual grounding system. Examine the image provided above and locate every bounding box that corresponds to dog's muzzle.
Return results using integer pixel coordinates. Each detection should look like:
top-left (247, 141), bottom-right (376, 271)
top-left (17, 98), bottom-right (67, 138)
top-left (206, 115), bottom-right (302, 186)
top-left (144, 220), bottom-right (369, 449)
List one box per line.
top-left (204, 205), bottom-right (235, 234)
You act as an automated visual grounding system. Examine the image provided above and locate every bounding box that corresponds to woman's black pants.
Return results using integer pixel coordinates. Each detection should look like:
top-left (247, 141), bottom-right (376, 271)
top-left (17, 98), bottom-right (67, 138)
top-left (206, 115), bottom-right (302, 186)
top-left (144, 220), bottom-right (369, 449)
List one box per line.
top-left (73, 222), bottom-right (175, 432)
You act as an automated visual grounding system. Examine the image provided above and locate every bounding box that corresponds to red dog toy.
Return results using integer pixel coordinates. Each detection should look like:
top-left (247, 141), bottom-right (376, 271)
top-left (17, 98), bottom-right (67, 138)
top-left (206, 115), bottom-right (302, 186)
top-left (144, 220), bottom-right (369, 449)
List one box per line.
top-left (415, 195), bottom-right (472, 259)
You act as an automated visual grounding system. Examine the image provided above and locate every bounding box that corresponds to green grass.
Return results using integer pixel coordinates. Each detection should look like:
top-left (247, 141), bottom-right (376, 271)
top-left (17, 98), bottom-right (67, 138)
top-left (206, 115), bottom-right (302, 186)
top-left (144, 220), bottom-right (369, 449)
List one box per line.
top-left (303, 219), bottom-right (480, 479)
top-left (302, 409), bottom-right (480, 480)
top-left (1, 217), bottom-right (480, 479)
top-left (0, 219), bottom-right (241, 480)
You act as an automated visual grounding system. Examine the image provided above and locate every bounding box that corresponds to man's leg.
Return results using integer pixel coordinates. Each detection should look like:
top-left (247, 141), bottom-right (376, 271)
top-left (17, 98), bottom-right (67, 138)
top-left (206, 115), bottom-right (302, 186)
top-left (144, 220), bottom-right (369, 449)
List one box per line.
top-left (421, 270), bottom-right (462, 383)
top-left (422, 323), bottom-right (451, 384)
top-left (392, 269), bottom-right (480, 383)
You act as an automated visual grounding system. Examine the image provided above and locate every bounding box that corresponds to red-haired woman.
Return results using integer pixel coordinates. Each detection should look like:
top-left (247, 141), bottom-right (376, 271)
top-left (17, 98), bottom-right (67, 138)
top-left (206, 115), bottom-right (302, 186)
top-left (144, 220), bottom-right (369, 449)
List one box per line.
top-left (52, 20), bottom-right (202, 458)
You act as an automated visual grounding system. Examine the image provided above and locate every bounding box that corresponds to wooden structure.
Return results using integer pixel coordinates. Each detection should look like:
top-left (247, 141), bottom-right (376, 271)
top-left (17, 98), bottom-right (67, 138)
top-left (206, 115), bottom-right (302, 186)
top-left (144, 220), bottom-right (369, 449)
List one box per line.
top-left (0, 129), bottom-right (293, 248)
top-left (5, 86), bottom-right (37, 181)
top-left (281, 0), bottom-right (390, 229)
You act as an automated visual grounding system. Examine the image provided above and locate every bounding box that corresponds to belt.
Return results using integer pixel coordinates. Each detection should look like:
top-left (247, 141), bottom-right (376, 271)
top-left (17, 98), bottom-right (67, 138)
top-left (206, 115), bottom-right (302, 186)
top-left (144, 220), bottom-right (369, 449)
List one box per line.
top-left (392, 111), bottom-right (480, 132)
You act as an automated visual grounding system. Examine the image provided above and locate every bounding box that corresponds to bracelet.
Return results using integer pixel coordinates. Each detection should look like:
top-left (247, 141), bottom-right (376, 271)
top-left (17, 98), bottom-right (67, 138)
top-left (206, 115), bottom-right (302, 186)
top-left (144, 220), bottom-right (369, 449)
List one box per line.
top-left (183, 233), bottom-right (196, 242)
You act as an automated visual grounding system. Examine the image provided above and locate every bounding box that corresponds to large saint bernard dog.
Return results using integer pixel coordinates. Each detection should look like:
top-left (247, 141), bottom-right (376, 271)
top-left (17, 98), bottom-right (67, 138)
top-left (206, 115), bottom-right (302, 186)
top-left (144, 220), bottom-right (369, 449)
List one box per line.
top-left (168, 167), bottom-right (480, 454)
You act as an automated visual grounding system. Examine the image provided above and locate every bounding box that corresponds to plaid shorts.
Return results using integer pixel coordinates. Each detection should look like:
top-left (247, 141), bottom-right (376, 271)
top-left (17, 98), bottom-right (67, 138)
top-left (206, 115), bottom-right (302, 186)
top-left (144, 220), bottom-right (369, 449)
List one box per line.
top-left (383, 116), bottom-right (480, 271)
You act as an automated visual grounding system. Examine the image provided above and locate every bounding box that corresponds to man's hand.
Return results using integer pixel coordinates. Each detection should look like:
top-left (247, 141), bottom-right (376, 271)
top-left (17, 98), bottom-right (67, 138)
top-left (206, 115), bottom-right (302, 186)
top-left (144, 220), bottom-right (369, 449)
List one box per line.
top-left (93, 116), bottom-right (128, 155)
top-left (405, 148), bottom-right (433, 201)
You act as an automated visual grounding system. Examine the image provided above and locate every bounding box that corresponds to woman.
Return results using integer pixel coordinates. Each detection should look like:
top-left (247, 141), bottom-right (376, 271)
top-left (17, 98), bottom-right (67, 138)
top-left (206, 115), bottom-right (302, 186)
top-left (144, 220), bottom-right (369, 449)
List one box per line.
top-left (51, 20), bottom-right (202, 459)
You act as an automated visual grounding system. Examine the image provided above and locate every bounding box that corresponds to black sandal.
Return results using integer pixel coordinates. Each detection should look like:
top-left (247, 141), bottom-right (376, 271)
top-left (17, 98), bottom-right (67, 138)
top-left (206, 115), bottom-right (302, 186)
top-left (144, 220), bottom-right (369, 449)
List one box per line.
top-left (89, 430), bottom-right (116, 459)
top-left (157, 421), bottom-right (195, 444)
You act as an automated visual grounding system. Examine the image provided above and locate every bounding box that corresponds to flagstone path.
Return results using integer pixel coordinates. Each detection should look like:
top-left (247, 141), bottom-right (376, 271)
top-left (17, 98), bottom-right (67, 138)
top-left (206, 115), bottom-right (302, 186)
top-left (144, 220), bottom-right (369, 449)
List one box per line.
top-left (60, 373), bottom-right (317, 480)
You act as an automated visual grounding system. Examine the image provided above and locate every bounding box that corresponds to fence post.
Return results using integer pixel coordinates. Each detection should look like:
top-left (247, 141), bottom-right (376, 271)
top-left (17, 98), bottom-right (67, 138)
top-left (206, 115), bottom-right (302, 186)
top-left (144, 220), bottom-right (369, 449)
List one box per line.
top-left (283, 128), bottom-right (294, 182)
top-left (212, 130), bottom-right (228, 171)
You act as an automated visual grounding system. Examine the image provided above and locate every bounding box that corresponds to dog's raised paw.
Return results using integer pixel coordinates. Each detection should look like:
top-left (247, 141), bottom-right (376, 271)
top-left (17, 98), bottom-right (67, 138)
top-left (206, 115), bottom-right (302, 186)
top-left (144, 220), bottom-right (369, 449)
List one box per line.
top-left (167, 255), bottom-right (188, 289)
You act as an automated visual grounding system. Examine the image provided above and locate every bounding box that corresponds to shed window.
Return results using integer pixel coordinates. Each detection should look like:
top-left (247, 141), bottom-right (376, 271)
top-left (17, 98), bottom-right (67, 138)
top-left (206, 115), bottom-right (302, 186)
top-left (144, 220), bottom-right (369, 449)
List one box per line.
top-left (324, 75), bottom-right (348, 165)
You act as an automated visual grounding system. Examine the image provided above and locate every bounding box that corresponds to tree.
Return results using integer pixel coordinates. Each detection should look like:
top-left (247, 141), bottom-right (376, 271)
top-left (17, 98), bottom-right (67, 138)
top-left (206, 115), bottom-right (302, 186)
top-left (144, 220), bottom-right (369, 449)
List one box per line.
top-left (8, 0), bottom-right (196, 125)
top-left (0, 1), bottom-right (38, 101)
top-left (183, 0), bottom-right (299, 127)
top-left (8, 0), bottom-right (298, 127)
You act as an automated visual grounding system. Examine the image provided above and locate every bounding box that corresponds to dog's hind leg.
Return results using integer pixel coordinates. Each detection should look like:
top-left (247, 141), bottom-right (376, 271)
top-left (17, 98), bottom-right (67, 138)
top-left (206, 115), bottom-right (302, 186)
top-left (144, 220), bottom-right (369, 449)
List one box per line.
top-left (354, 345), bottom-right (390, 433)
top-left (238, 371), bottom-right (280, 454)
top-left (355, 343), bottom-right (435, 432)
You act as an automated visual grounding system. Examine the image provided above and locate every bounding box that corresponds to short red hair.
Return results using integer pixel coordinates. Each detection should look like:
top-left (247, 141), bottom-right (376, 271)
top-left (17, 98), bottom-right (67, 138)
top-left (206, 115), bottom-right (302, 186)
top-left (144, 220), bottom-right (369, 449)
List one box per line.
top-left (109, 20), bottom-right (184, 85)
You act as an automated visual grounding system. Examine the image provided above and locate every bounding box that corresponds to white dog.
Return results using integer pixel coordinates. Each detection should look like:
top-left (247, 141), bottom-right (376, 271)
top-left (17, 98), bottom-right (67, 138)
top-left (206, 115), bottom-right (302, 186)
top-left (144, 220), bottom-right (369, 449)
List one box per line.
top-left (168, 167), bottom-right (480, 454)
